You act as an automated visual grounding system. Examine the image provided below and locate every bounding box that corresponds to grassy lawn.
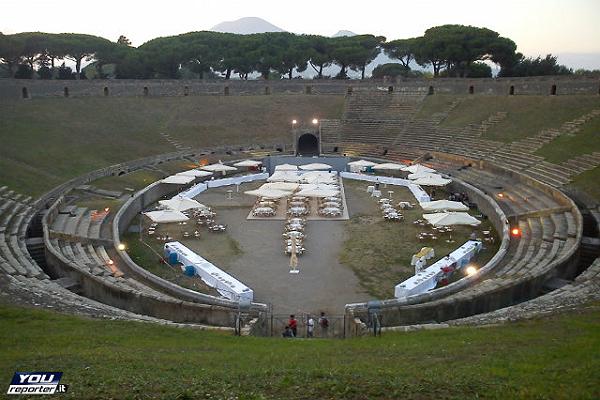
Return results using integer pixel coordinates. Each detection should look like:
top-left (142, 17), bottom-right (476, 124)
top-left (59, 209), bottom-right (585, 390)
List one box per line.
top-left (440, 95), bottom-right (600, 142)
top-left (0, 302), bottom-right (598, 399)
top-left (0, 95), bottom-right (344, 196)
top-left (535, 117), bottom-right (600, 163)
top-left (340, 181), bottom-right (498, 299)
top-left (122, 208), bottom-right (243, 294)
top-left (570, 167), bottom-right (600, 201)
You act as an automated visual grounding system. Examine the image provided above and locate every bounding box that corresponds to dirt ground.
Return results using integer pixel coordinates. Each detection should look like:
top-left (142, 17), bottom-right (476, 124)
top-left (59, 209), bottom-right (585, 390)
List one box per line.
top-left (193, 183), bottom-right (371, 315)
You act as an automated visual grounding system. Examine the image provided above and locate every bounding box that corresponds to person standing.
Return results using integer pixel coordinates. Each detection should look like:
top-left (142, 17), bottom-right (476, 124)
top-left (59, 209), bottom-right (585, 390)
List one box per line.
top-left (288, 314), bottom-right (298, 337)
top-left (318, 312), bottom-right (329, 337)
top-left (306, 315), bottom-right (315, 338)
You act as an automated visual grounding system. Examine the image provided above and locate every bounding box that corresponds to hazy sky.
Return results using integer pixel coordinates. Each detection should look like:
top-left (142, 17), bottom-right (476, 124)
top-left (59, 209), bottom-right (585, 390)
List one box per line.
top-left (2, 0), bottom-right (599, 61)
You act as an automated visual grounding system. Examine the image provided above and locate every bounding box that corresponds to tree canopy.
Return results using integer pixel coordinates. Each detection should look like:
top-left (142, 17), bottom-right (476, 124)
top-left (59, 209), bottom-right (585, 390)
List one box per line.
top-left (0, 26), bottom-right (569, 80)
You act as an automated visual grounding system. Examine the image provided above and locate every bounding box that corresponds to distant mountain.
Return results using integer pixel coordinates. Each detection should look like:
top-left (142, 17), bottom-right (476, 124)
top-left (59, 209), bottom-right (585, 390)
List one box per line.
top-left (210, 17), bottom-right (285, 34)
top-left (332, 30), bottom-right (357, 37)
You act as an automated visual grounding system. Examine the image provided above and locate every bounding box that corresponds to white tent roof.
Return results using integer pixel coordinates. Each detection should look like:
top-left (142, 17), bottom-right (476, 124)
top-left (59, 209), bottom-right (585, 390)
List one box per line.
top-left (420, 200), bottom-right (469, 212)
top-left (299, 171), bottom-right (337, 184)
top-left (274, 163), bottom-right (299, 171)
top-left (260, 182), bottom-right (299, 191)
top-left (144, 210), bottom-right (189, 223)
top-left (402, 164), bottom-right (436, 174)
top-left (423, 212), bottom-right (481, 227)
top-left (176, 169), bottom-right (214, 177)
top-left (347, 159), bottom-right (377, 167)
top-left (244, 188), bottom-right (292, 199)
top-left (413, 175), bottom-right (452, 186)
top-left (233, 159), bottom-right (262, 167)
top-left (201, 163), bottom-right (238, 172)
top-left (408, 172), bottom-right (439, 180)
top-left (296, 187), bottom-right (339, 198)
top-left (161, 175), bottom-right (196, 185)
top-left (267, 171), bottom-right (301, 182)
top-left (372, 162), bottom-right (405, 170)
top-left (299, 163), bottom-right (332, 171)
top-left (299, 183), bottom-right (339, 191)
top-left (158, 197), bottom-right (207, 212)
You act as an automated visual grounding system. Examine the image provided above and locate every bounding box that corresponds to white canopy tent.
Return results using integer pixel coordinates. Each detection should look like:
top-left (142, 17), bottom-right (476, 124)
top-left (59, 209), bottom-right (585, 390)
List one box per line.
top-left (161, 175), bottom-right (196, 185)
top-left (423, 212), bottom-right (481, 227)
top-left (408, 171), bottom-right (439, 180)
top-left (201, 163), bottom-right (238, 172)
top-left (144, 210), bottom-right (189, 223)
top-left (176, 169), bottom-right (214, 178)
top-left (244, 188), bottom-right (292, 199)
top-left (260, 182), bottom-right (300, 191)
top-left (233, 159), bottom-right (262, 167)
top-left (299, 163), bottom-right (332, 171)
top-left (296, 187), bottom-right (339, 198)
top-left (402, 164), bottom-right (436, 174)
top-left (299, 171), bottom-right (337, 184)
top-left (413, 175), bottom-right (452, 186)
top-left (274, 163), bottom-right (299, 171)
top-left (372, 162), bottom-right (405, 171)
top-left (347, 159), bottom-right (377, 167)
top-left (158, 197), bottom-right (208, 212)
top-left (267, 171), bottom-right (301, 182)
top-left (420, 200), bottom-right (469, 212)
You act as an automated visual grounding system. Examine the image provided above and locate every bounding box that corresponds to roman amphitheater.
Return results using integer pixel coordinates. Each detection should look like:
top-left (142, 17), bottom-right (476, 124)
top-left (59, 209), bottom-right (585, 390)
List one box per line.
top-left (0, 77), bottom-right (599, 338)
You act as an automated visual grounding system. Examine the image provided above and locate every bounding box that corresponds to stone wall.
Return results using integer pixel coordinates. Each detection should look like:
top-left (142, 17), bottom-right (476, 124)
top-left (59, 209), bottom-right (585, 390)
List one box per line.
top-left (2, 76), bottom-right (599, 100)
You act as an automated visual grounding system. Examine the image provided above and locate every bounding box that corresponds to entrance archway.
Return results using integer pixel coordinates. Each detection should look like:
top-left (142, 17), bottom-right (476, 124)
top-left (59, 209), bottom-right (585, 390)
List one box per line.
top-left (297, 133), bottom-right (319, 156)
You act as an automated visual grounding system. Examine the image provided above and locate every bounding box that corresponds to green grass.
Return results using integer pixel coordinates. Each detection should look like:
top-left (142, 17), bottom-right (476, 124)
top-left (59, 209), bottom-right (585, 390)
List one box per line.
top-left (0, 302), bottom-right (599, 399)
top-left (535, 117), bottom-right (600, 163)
top-left (570, 167), bottom-right (600, 201)
top-left (439, 95), bottom-right (600, 142)
top-left (340, 182), bottom-right (498, 299)
top-left (0, 95), bottom-right (344, 196)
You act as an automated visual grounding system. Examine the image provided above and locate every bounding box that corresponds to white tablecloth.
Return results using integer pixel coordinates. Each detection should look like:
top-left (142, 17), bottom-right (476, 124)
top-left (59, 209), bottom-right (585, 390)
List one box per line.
top-left (164, 241), bottom-right (253, 302)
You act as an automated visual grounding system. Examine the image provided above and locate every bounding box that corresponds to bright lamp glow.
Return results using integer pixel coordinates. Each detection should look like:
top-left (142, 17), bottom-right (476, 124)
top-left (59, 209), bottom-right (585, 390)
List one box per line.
top-left (291, 119), bottom-right (297, 125)
top-left (511, 228), bottom-right (521, 237)
top-left (117, 243), bottom-right (126, 251)
top-left (312, 118), bottom-right (319, 125)
top-left (465, 266), bottom-right (478, 276)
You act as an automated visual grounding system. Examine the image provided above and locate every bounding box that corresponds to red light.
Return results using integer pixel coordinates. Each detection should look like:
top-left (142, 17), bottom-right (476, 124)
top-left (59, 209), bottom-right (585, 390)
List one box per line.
top-left (511, 228), bottom-right (521, 237)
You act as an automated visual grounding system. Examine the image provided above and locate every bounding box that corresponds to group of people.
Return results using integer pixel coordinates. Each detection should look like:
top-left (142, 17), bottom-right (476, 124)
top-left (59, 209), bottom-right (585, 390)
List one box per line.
top-left (282, 312), bottom-right (329, 338)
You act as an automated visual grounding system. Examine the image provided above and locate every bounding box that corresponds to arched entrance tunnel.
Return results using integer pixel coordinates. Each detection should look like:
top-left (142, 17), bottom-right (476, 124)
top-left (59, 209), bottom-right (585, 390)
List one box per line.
top-left (297, 133), bottom-right (319, 156)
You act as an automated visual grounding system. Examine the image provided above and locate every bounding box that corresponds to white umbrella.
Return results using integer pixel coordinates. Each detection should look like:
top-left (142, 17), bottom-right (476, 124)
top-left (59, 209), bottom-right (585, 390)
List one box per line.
top-left (161, 175), bottom-right (195, 185)
top-left (420, 200), bottom-right (469, 212)
top-left (299, 163), bottom-right (332, 171)
top-left (372, 162), bottom-right (405, 171)
top-left (158, 197), bottom-right (207, 212)
top-left (274, 163), bottom-right (298, 171)
top-left (347, 159), bottom-right (377, 167)
top-left (299, 183), bottom-right (339, 191)
top-left (267, 171), bottom-right (300, 182)
top-left (413, 175), bottom-right (451, 186)
top-left (408, 172), bottom-right (439, 180)
top-left (423, 212), bottom-right (481, 227)
top-left (144, 210), bottom-right (189, 223)
top-left (296, 187), bottom-right (339, 198)
top-left (233, 159), bottom-right (262, 167)
top-left (402, 164), bottom-right (436, 174)
top-left (201, 163), bottom-right (238, 172)
top-left (176, 169), bottom-right (213, 177)
top-left (244, 188), bottom-right (292, 199)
